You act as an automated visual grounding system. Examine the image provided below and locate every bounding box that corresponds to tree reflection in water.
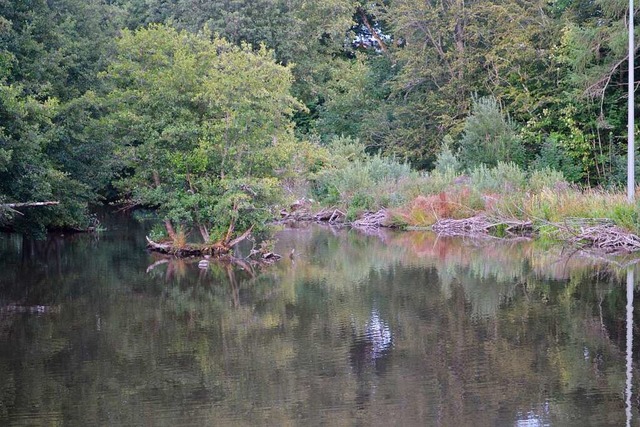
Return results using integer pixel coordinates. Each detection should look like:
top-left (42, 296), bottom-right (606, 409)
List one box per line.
top-left (0, 219), bottom-right (639, 425)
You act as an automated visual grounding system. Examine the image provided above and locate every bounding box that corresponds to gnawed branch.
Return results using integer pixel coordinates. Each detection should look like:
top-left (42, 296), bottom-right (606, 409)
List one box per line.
top-left (224, 201), bottom-right (239, 244)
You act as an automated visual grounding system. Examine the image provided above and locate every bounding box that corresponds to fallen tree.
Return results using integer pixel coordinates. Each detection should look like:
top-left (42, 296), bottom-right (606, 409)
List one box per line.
top-left (145, 236), bottom-right (282, 261)
top-left (1, 201), bottom-right (60, 208)
top-left (145, 226), bottom-right (254, 257)
top-left (1, 201), bottom-right (60, 215)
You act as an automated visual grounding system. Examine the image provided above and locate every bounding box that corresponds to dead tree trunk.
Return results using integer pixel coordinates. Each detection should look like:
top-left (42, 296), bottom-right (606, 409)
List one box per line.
top-left (1, 201), bottom-right (60, 208)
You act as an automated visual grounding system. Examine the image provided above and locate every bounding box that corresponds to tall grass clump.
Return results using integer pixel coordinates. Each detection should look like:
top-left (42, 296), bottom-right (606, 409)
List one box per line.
top-left (390, 189), bottom-right (484, 227)
top-left (489, 185), bottom-right (640, 233)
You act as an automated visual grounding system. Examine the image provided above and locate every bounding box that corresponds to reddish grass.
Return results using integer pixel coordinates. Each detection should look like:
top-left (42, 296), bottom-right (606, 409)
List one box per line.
top-left (392, 190), bottom-right (480, 226)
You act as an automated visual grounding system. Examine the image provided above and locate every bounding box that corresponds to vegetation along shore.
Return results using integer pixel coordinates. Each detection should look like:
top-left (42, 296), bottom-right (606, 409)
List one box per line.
top-left (0, 1), bottom-right (637, 256)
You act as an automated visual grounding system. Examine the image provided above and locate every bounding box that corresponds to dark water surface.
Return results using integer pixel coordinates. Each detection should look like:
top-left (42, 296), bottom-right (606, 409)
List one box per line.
top-left (1, 213), bottom-right (639, 426)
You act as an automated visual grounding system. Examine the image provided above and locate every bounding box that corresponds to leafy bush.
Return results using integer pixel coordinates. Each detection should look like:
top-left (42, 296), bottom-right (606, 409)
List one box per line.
top-left (420, 168), bottom-right (461, 195)
top-left (324, 135), bottom-right (367, 168)
top-left (531, 137), bottom-right (583, 183)
top-left (314, 146), bottom-right (415, 213)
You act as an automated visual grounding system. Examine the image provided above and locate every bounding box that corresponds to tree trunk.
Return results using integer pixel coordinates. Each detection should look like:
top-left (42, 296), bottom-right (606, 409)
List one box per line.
top-left (358, 7), bottom-right (388, 53)
top-left (199, 225), bottom-right (210, 243)
top-left (454, 0), bottom-right (465, 81)
top-left (152, 170), bottom-right (177, 241)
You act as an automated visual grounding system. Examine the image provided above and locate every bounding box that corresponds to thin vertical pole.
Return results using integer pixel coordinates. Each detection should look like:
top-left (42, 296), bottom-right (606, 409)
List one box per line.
top-left (629, 0), bottom-right (635, 202)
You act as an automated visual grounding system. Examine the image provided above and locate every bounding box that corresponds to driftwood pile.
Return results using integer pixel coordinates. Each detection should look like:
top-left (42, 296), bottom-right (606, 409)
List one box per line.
top-left (279, 206), bottom-right (346, 225)
top-left (432, 215), bottom-right (533, 237)
top-left (280, 204), bottom-right (391, 231)
top-left (314, 208), bottom-right (346, 224)
top-left (352, 209), bottom-right (388, 231)
top-left (432, 216), bottom-right (491, 236)
top-left (431, 215), bottom-right (640, 253)
top-left (572, 224), bottom-right (640, 253)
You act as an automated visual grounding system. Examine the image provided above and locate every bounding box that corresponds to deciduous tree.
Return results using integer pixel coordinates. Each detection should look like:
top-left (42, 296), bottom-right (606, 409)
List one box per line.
top-left (100, 25), bottom-right (302, 249)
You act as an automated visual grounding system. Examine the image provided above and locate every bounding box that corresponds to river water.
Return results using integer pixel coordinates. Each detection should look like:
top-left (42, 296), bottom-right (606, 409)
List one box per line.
top-left (0, 212), bottom-right (638, 426)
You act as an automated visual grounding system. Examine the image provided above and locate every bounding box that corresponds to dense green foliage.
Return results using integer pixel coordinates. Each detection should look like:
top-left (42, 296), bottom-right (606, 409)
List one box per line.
top-left (99, 25), bottom-right (300, 244)
top-left (0, 0), bottom-right (637, 237)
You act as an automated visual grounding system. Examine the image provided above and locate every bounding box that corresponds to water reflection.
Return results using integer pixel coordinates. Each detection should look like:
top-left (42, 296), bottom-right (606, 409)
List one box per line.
top-left (350, 310), bottom-right (393, 371)
top-left (626, 268), bottom-right (634, 427)
top-left (0, 220), bottom-right (639, 425)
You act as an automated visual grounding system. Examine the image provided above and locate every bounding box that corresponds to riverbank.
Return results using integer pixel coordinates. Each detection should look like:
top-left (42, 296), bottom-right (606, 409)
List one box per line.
top-left (276, 185), bottom-right (640, 255)
top-left (146, 187), bottom-right (640, 258)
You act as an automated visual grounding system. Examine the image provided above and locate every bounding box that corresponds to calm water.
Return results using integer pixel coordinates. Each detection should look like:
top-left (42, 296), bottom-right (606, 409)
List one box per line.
top-left (1, 213), bottom-right (639, 426)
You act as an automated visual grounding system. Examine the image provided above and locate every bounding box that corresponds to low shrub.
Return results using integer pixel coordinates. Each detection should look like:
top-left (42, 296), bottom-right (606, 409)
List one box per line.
top-left (419, 168), bottom-right (461, 195)
top-left (434, 136), bottom-right (461, 173)
top-left (469, 162), bottom-right (526, 193)
top-left (528, 168), bottom-right (568, 192)
top-left (458, 96), bottom-right (525, 169)
top-left (313, 150), bottom-right (415, 214)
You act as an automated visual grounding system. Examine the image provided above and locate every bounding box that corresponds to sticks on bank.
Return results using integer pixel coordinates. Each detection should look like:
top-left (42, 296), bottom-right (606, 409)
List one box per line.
top-left (278, 207), bottom-right (346, 225)
top-left (571, 224), bottom-right (640, 253)
top-left (432, 215), bottom-right (533, 237)
top-left (352, 209), bottom-right (388, 231)
top-left (432, 214), bottom-right (640, 253)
